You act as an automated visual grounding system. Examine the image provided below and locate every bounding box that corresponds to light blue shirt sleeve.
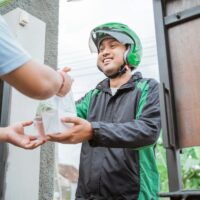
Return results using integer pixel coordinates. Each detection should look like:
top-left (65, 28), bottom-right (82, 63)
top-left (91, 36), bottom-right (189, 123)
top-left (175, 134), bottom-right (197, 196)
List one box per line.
top-left (0, 15), bottom-right (31, 76)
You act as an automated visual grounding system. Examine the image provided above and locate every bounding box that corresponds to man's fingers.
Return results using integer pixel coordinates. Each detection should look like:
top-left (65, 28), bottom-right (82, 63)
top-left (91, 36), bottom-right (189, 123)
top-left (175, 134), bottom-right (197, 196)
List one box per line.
top-left (21, 121), bottom-right (33, 127)
top-left (47, 135), bottom-right (61, 142)
top-left (61, 117), bottom-right (81, 125)
top-left (47, 134), bottom-right (65, 142)
top-left (47, 133), bottom-right (71, 143)
top-left (62, 67), bottom-right (71, 72)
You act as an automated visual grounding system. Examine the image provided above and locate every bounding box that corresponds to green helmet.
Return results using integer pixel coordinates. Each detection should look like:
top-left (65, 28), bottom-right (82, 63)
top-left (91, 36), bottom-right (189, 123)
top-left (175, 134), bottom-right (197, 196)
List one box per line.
top-left (89, 22), bottom-right (142, 69)
top-left (0, 0), bottom-right (12, 7)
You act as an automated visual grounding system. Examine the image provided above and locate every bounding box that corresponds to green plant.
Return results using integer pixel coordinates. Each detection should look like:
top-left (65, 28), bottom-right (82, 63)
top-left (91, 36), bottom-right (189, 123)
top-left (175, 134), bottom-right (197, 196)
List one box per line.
top-left (155, 136), bottom-right (169, 192)
top-left (0, 0), bottom-right (13, 7)
top-left (181, 147), bottom-right (200, 189)
top-left (156, 136), bottom-right (200, 192)
top-left (66, 188), bottom-right (71, 200)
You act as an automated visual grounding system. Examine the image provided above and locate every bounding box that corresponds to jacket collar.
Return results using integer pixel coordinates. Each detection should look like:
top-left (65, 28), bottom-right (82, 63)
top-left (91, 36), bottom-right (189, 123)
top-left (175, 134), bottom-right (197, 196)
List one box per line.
top-left (96, 72), bottom-right (143, 93)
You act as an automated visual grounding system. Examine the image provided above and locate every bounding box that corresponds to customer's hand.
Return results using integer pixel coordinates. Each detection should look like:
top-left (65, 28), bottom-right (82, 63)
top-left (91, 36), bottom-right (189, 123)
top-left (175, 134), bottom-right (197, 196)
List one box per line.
top-left (4, 121), bottom-right (46, 149)
top-left (47, 117), bottom-right (93, 144)
top-left (56, 67), bottom-right (73, 97)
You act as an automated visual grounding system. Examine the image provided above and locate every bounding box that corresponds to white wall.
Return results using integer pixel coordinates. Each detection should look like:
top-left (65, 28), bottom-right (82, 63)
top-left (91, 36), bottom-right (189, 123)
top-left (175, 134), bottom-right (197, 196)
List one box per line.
top-left (3, 8), bottom-right (46, 200)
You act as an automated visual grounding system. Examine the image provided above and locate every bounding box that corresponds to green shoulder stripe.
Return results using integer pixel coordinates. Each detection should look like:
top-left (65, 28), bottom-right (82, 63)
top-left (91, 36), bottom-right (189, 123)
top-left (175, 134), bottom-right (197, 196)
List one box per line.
top-left (135, 80), bottom-right (149, 119)
top-left (76, 89), bottom-right (101, 119)
top-left (132, 80), bottom-right (152, 150)
top-left (136, 80), bottom-right (159, 200)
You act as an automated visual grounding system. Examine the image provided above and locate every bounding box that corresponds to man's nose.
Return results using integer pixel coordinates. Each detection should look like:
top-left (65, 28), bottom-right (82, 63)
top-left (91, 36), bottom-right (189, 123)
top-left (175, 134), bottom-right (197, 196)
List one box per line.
top-left (102, 47), bottom-right (110, 55)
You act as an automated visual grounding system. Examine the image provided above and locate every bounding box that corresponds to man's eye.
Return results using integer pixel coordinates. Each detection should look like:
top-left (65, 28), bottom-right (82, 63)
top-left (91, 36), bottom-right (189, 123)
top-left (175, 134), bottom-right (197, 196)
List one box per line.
top-left (99, 48), bottom-right (104, 52)
top-left (110, 44), bottom-right (116, 48)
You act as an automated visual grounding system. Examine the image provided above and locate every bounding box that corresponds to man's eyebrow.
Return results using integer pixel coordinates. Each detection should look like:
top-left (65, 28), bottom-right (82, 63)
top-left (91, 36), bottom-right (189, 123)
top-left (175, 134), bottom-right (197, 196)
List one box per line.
top-left (105, 39), bottom-right (119, 45)
top-left (109, 39), bottom-right (118, 43)
top-left (99, 39), bottom-right (118, 48)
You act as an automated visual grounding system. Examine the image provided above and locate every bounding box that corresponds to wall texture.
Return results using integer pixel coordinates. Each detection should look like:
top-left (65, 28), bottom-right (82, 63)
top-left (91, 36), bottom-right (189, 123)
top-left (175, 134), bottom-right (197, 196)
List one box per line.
top-left (0, 0), bottom-right (59, 68)
top-left (0, 1), bottom-right (59, 199)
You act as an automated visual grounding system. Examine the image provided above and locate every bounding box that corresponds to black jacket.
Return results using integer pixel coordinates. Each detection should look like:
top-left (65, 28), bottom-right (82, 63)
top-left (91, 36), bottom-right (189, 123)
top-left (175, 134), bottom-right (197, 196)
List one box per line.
top-left (76, 72), bottom-right (161, 200)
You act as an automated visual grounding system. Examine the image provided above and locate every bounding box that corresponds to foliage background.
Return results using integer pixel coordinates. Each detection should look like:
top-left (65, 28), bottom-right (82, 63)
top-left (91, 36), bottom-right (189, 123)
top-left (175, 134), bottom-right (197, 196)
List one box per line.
top-left (156, 136), bottom-right (200, 192)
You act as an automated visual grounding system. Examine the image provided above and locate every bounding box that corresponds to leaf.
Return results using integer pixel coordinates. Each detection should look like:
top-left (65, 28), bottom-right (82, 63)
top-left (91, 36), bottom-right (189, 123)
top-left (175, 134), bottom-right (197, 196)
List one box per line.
top-left (0, 0), bottom-right (13, 7)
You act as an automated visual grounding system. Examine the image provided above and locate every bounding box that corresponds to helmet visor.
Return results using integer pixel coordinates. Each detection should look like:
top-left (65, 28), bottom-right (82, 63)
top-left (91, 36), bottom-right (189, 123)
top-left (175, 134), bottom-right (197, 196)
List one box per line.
top-left (89, 30), bottom-right (135, 53)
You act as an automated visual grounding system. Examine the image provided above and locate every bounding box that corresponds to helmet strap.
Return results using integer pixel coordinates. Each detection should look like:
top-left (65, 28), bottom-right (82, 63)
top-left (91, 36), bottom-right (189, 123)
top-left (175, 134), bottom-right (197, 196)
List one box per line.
top-left (108, 64), bottom-right (127, 79)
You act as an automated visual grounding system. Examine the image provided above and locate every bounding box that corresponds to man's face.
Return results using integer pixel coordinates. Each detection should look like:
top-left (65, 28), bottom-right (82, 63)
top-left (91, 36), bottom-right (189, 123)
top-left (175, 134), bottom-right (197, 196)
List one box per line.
top-left (97, 38), bottom-right (126, 77)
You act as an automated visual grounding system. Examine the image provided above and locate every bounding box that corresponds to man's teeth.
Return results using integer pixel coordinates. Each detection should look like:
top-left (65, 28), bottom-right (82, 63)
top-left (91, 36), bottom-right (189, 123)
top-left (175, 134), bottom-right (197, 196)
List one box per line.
top-left (104, 59), bottom-right (111, 63)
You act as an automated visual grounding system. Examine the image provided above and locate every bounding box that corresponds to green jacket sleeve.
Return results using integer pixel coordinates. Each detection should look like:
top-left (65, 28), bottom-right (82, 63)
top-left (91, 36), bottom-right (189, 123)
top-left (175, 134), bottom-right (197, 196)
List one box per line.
top-left (76, 89), bottom-right (99, 119)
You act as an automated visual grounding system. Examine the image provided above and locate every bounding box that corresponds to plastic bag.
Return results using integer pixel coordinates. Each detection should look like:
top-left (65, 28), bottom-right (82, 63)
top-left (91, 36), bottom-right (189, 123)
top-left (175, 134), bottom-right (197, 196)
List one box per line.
top-left (34, 90), bottom-right (76, 136)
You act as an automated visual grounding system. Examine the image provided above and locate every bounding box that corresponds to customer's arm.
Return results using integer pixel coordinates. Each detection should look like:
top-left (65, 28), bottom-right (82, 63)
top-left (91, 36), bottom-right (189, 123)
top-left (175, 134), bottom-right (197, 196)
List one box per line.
top-left (1, 60), bottom-right (72, 99)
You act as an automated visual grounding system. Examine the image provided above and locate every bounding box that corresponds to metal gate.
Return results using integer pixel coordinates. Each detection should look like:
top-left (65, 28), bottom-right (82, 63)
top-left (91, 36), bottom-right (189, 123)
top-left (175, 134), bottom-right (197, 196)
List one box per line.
top-left (153, 0), bottom-right (200, 199)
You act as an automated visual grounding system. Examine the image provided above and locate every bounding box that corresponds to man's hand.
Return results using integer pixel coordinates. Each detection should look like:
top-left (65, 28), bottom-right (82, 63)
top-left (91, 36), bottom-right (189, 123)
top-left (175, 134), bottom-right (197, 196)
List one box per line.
top-left (47, 117), bottom-right (93, 144)
top-left (56, 67), bottom-right (73, 97)
top-left (4, 121), bottom-right (46, 149)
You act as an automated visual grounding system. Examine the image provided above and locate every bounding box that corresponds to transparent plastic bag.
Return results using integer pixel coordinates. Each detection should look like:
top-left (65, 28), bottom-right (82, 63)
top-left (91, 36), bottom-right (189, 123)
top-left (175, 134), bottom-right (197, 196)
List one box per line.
top-left (34, 90), bottom-right (76, 136)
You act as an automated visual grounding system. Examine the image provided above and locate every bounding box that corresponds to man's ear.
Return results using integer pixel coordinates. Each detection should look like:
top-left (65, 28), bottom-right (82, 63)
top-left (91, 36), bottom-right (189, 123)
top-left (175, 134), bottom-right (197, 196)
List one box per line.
top-left (124, 65), bottom-right (128, 70)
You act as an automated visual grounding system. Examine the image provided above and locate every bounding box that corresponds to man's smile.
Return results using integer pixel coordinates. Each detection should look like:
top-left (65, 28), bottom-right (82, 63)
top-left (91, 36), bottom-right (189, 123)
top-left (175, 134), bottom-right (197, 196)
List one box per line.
top-left (103, 57), bottom-right (113, 65)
